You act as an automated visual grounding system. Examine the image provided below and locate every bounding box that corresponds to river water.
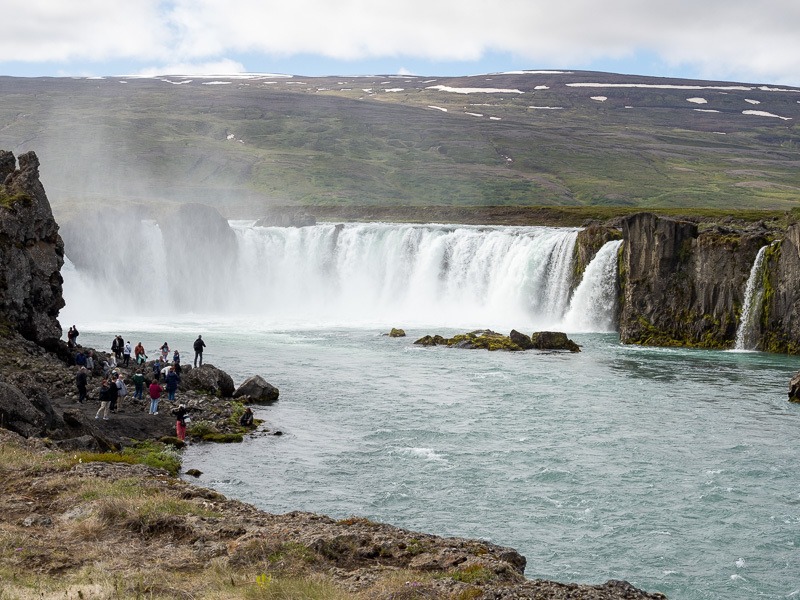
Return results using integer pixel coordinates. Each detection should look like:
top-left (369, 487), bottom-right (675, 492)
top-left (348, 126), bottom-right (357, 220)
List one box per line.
top-left (61, 221), bottom-right (800, 600)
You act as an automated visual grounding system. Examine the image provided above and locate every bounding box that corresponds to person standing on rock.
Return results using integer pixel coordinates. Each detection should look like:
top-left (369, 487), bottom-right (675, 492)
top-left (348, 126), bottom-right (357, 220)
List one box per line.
top-left (132, 370), bottom-right (145, 400)
top-left (148, 379), bottom-right (163, 415)
top-left (165, 365), bottom-right (180, 402)
top-left (85, 350), bottom-right (94, 373)
top-left (95, 378), bottom-right (113, 420)
top-left (123, 341), bottom-right (132, 367)
top-left (152, 357), bottom-right (162, 381)
top-left (112, 371), bottom-right (127, 413)
top-left (111, 336), bottom-right (120, 360)
top-left (67, 325), bottom-right (79, 348)
top-left (160, 341), bottom-right (170, 363)
top-left (134, 341), bottom-right (146, 364)
top-left (193, 335), bottom-right (206, 367)
top-left (75, 366), bottom-right (88, 403)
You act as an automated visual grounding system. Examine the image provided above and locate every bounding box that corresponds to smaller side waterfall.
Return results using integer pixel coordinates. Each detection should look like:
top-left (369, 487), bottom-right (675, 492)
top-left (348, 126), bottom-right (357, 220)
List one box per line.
top-left (561, 240), bottom-right (623, 333)
top-left (734, 244), bottom-right (769, 351)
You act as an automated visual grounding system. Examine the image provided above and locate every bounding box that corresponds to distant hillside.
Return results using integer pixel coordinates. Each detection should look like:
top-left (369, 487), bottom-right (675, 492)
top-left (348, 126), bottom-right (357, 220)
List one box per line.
top-left (0, 70), bottom-right (798, 218)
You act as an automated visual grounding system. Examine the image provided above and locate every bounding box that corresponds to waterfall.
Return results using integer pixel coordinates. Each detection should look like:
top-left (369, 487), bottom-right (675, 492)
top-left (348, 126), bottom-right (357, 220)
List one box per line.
top-left (59, 220), bottom-right (627, 331)
top-left (561, 240), bottom-right (623, 333)
top-left (734, 244), bottom-right (769, 351)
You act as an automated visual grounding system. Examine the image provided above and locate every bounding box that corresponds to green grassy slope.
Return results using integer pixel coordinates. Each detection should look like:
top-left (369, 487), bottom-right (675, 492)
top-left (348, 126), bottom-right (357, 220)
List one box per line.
top-left (0, 71), bottom-right (798, 218)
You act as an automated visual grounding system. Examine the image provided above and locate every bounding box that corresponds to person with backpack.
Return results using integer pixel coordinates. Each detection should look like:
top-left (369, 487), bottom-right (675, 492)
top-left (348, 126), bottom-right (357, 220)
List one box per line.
top-left (193, 335), bottom-right (206, 367)
top-left (172, 404), bottom-right (190, 440)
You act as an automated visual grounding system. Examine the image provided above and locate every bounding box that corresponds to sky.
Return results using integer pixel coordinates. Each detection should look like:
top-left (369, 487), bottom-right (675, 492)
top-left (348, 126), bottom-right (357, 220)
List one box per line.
top-left (1, 0), bottom-right (799, 86)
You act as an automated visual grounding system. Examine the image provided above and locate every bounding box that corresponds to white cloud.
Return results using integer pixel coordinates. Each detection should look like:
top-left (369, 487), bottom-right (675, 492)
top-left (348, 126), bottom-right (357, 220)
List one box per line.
top-left (2, 0), bottom-right (800, 85)
top-left (133, 59), bottom-right (246, 77)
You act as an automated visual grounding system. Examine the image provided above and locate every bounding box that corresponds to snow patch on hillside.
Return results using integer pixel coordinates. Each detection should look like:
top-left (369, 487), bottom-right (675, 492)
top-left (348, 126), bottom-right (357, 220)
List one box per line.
top-left (427, 85), bottom-right (524, 94)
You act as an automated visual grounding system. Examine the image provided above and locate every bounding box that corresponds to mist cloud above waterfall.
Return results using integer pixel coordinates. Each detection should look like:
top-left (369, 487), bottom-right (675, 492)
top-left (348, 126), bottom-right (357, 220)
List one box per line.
top-left (2, 0), bottom-right (800, 85)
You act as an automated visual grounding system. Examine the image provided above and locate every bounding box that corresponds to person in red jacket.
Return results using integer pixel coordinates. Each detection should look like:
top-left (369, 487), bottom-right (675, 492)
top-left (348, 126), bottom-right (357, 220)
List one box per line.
top-left (148, 379), bottom-right (162, 415)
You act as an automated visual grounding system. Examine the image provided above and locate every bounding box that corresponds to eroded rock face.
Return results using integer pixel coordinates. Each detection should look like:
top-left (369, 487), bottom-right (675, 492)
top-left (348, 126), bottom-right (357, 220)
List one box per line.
top-left (762, 224), bottom-right (800, 353)
top-left (0, 150), bottom-right (65, 346)
top-left (618, 213), bottom-right (767, 348)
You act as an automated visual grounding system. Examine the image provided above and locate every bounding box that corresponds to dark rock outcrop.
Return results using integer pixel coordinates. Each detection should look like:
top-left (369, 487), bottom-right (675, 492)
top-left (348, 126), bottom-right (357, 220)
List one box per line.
top-left (180, 364), bottom-right (235, 397)
top-left (529, 331), bottom-right (581, 352)
top-left (0, 381), bottom-right (55, 437)
top-left (388, 327), bottom-right (406, 337)
top-left (232, 375), bottom-right (279, 403)
top-left (414, 330), bottom-right (580, 352)
top-left (761, 225), bottom-right (800, 353)
top-left (509, 329), bottom-right (534, 349)
top-left (0, 150), bottom-right (65, 346)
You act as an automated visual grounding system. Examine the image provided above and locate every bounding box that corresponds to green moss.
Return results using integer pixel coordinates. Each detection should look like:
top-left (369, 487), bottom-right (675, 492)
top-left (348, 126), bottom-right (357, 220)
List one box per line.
top-left (199, 433), bottom-right (243, 443)
top-left (0, 189), bottom-right (31, 208)
top-left (70, 442), bottom-right (182, 477)
top-left (446, 564), bottom-right (495, 585)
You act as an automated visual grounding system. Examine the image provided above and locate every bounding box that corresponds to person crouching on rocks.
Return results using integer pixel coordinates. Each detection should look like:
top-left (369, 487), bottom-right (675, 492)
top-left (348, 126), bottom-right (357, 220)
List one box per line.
top-left (148, 379), bottom-right (163, 415)
top-left (172, 404), bottom-right (189, 440)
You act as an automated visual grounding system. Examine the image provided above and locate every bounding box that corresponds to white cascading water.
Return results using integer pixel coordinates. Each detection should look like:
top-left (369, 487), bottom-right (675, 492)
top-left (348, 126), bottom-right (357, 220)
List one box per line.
top-left (561, 240), bottom-right (623, 333)
top-left (60, 221), bottom-right (622, 332)
top-left (734, 244), bottom-right (769, 351)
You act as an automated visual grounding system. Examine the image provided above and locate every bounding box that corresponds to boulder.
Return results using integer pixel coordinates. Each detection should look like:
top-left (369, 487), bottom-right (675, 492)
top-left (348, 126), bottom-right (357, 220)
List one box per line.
top-left (0, 381), bottom-right (51, 437)
top-left (233, 375), bottom-right (280, 404)
top-left (529, 331), bottom-right (581, 352)
top-left (509, 329), bottom-right (534, 350)
top-left (179, 364), bottom-right (235, 397)
top-left (388, 328), bottom-right (406, 338)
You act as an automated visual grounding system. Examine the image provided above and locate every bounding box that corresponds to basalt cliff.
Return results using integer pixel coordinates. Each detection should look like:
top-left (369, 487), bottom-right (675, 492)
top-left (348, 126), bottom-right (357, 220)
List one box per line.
top-left (0, 150), bottom-right (64, 347)
top-left (603, 212), bottom-right (798, 353)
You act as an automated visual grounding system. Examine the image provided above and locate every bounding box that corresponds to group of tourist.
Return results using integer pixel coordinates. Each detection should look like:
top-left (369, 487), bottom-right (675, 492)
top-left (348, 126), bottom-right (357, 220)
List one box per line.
top-left (72, 331), bottom-right (208, 441)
